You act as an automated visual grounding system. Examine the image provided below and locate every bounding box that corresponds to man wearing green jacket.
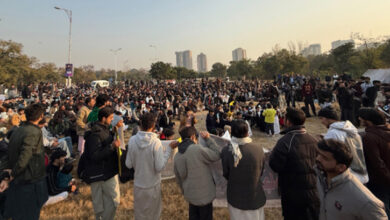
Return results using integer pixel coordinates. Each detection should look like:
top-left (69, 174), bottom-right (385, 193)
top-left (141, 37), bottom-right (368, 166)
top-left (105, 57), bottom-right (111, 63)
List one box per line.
top-left (4, 103), bottom-right (47, 220)
top-left (87, 94), bottom-right (110, 123)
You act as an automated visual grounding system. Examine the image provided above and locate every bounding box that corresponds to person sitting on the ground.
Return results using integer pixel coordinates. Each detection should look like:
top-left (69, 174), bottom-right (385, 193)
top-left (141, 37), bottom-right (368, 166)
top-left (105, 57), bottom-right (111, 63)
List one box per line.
top-left (160, 127), bottom-right (175, 140)
top-left (57, 162), bottom-right (75, 190)
top-left (45, 149), bottom-right (76, 206)
top-left (179, 108), bottom-right (197, 130)
top-left (39, 118), bottom-right (72, 158)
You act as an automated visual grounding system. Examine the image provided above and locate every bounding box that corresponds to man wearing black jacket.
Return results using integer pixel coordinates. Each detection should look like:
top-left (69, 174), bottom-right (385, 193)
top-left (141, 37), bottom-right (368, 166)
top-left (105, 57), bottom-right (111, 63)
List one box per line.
top-left (269, 108), bottom-right (320, 220)
top-left (206, 109), bottom-right (218, 135)
top-left (4, 104), bottom-right (48, 220)
top-left (337, 82), bottom-right (355, 124)
top-left (221, 120), bottom-right (266, 219)
top-left (84, 107), bottom-right (120, 220)
top-left (364, 80), bottom-right (381, 107)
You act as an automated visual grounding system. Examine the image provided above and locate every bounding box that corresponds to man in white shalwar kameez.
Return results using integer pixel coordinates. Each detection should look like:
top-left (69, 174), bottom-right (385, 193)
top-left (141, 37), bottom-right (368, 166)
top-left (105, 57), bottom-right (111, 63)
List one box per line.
top-left (126, 112), bottom-right (177, 220)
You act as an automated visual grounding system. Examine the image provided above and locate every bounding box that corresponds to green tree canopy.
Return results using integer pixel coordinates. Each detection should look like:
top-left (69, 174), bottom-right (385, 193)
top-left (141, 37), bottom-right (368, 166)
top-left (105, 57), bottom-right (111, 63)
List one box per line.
top-left (149, 62), bottom-right (176, 79)
top-left (210, 62), bottom-right (227, 78)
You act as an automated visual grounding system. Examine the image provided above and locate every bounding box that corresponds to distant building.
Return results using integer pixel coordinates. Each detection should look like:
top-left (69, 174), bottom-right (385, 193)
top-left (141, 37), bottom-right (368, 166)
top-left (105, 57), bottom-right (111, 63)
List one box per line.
top-left (197, 53), bottom-right (207, 73)
top-left (331, 39), bottom-right (354, 50)
top-left (176, 50), bottom-right (193, 69)
top-left (232, 48), bottom-right (247, 61)
top-left (301, 44), bottom-right (322, 57)
top-left (183, 50), bottom-right (193, 70)
top-left (175, 52), bottom-right (184, 67)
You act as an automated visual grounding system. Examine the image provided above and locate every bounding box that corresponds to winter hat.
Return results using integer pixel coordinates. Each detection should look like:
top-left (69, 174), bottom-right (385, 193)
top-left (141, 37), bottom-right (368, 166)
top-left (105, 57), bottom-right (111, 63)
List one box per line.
top-left (318, 107), bottom-right (339, 120)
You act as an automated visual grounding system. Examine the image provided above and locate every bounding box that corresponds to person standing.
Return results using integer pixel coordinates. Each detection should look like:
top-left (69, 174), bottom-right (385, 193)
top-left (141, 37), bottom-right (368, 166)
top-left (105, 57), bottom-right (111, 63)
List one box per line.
top-left (316, 139), bottom-right (387, 220)
top-left (126, 112), bottom-right (176, 220)
top-left (221, 120), bottom-right (266, 220)
top-left (4, 104), bottom-right (48, 220)
top-left (269, 107), bottom-right (320, 220)
top-left (76, 97), bottom-right (95, 154)
top-left (174, 127), bottom-right (220, 220)
top-left (84, 107), bottom-right (121, 220)
top-left (365, 80), bottom-right (381, 107)
top-left (46, 149), bottom-right (76, 205)
top-left (318, 107), bottom-right (368, 184)
top-left (337, 82), bottom-right (355, 124)
top-left (358, 108), bottom-right (390, 217)
top-left (302, 80), bottom-right (317, 117)
top-left (262, 103), bottom-right (276, 136)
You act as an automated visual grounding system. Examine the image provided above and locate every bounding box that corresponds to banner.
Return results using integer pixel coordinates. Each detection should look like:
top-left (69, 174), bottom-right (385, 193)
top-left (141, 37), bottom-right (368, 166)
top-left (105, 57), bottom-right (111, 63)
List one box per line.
top-left (199, 135), bottom-right (281, 208)
top-left (160, 135), bottom-right (281, 207)
top-left (161, 140), bottom-right (178, 180)
top-left (65, 63), bottom-right (73, 77)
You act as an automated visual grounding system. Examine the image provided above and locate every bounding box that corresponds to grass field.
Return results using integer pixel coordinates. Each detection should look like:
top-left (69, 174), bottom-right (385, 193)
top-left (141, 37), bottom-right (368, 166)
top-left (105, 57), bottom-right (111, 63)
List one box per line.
top-left (41, 109), bottom-right (328, 220)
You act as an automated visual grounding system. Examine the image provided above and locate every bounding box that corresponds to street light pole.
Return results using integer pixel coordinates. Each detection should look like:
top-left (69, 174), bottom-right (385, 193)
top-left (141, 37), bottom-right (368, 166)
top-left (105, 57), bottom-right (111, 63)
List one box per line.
top-left (54, 6), bottom-right (72, 88)
top-left (110, 48), bottom-right (122, 84)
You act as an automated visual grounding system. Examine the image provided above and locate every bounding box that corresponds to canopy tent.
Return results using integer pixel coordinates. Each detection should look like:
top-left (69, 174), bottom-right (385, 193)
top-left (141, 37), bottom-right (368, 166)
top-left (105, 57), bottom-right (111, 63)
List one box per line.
top-left (363, 69), bottom-right (390, 83)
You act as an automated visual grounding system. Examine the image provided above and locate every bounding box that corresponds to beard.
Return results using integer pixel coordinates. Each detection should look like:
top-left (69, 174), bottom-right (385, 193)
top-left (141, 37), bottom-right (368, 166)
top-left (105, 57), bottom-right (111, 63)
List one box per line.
top-left (317, 161), bottom-right (338, 174)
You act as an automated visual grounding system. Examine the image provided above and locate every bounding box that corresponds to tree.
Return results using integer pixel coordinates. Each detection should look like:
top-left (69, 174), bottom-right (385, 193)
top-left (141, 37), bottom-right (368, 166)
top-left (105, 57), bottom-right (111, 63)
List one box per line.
top-left (331, 42), bottom-right (355, 74)
top-left (210, 62), bottom-right (227, 78)
top-left (73, 65), bottom-right (97, 83)
top-left (0, 40), bottom-right (33, 85)
top-left (149, 62), bottom-right (175, 79)
top-left (34, 63), bottom-right (61, 82)
top-left (227, 59), bottom-right (254, 79)
top-left (380, 39), bottom-right (390, 66)
top-left (173, 67), bottom-right (190, 79)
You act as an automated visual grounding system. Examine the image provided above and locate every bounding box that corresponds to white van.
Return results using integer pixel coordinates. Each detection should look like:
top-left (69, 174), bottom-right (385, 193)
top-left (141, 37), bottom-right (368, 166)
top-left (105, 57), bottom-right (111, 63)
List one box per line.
top-left (91, 80), bottom-right (110, 88)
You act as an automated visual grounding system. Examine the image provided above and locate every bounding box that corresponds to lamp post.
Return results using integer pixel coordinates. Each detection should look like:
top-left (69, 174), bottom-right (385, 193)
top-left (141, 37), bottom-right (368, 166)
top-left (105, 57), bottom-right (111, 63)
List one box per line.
top-left (54, 6), bottom-right (72, 88)
top-left (110, 48), bottom-right (122, 84)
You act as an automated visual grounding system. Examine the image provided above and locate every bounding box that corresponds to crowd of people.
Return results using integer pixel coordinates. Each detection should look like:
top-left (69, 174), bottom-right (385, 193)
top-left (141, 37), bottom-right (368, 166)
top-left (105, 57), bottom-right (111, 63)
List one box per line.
top-left (0, 74), bottom-right (388, 220)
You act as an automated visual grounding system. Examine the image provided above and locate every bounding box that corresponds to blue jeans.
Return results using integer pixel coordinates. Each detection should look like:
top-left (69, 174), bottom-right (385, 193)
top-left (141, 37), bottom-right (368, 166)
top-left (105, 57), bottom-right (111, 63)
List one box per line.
top-left (367, 183), bottom-right (390, 217)
top-left (59, 136), bottom-right (73, 154)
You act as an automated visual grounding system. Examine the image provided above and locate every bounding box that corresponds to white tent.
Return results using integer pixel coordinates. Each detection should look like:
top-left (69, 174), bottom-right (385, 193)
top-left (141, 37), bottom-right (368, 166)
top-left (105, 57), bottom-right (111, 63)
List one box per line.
top-left (363, 69), bottom-right (390, 83)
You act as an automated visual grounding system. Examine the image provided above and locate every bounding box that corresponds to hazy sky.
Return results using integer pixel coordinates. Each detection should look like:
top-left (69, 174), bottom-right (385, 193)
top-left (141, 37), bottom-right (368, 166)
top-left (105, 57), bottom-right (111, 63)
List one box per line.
top-left (1, 0), bottom-right (389, 70)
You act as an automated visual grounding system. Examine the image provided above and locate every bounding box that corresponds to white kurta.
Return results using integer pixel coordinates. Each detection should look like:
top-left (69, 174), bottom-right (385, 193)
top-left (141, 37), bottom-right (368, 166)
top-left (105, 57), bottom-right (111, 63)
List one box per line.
top-left (228, 203), bottom-right (265, 220)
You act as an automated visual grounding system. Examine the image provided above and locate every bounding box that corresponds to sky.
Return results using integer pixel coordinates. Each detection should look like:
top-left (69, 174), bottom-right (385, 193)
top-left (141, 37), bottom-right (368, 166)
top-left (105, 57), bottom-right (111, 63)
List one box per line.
top-left (1, 0), bottom-right (390, 71)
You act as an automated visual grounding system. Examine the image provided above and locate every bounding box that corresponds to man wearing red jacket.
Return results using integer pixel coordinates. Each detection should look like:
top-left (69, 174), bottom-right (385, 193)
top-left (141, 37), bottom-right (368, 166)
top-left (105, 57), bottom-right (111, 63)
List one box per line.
top-left (302, 80), bottom-right (317, 117)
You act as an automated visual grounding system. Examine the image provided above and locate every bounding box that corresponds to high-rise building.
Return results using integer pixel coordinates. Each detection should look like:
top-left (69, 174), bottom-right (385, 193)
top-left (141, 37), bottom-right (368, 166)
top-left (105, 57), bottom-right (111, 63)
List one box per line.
top-left (175, 52), bottom-right (184, 67)
top-left (331, 39), bottom-right (354, 50)
top-left (175, 50), bottom-right (193, 69)
top-left (301, 44), bottom-right (322, 57)
top-left (232, 48), bottom-right (247, 61)
top-left (197, 53), bottom-right (207, 73)
top-left (183, 50), bottom-right (193, 70)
